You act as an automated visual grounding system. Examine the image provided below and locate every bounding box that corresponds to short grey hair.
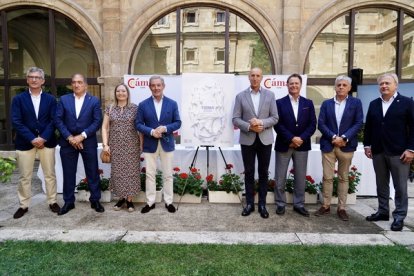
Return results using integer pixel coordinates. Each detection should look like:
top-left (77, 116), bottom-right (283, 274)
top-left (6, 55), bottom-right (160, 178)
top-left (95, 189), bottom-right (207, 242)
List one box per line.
top-left (149, 75), bottom-right (165, 85)
top-left (377, 73), bottom-right (399, 85)
top-left (335, 75), bottom-right (352, 86)
top-left (26, 67), bottom-right (45, 79)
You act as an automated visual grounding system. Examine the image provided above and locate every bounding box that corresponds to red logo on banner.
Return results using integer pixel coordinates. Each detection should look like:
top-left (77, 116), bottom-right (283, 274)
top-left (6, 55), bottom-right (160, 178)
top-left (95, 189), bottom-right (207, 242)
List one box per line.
top-left (263, 78), bottom-right (287, 89)
top-left (127, 78), bottom-right (149, 89)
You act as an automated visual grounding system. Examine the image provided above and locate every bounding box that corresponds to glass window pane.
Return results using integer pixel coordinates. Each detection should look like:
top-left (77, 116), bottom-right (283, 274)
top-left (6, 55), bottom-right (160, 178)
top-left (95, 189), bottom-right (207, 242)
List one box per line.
top-left (7, 9), bottom-right (50, 78)
top-left (132, 11), bottom-right (176, 75)
top-left (354, 9), bottom-right (397, 78)
top-left (55, 13), bottom-right (99, 78)
top-left (181, 7), bottom-right (225, 73)
top-left (305, 15), bottom-right (349, 78)
top-left (402, 13), bottom-right (414, 79)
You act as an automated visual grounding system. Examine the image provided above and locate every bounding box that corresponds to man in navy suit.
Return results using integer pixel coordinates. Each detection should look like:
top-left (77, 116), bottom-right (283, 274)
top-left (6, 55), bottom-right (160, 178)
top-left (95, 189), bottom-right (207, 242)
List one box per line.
top-left (364, 73), bottom-right (414, 231)
top-left (136, 75), bottom-right (181, 214)
top-left (317, 75), bottom-right (363, 221)
top-left (11, 67), bottom-right (60, 219)
top-left (274, 73), bottom-right (316, 217)
top-left (55, 73), bottom-right (104, 215)
top-left (233, 67), bottom-right (279, 218)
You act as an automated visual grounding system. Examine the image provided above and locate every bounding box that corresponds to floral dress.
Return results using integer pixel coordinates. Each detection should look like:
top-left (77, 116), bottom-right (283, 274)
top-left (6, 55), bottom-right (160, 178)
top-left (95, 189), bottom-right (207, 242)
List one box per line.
top-left (106, 104), bottom-right (141, 198)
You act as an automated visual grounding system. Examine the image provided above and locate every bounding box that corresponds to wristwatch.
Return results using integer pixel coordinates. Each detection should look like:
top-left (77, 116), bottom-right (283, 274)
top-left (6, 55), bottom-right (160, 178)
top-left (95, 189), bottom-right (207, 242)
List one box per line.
top-left (341, 135), bottom-right (348, 143)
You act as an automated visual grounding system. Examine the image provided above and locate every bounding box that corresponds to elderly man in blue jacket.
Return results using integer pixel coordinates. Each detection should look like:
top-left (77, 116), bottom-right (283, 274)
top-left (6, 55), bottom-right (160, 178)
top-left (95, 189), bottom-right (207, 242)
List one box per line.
top-left (317, 75), bottom-right (363, 221)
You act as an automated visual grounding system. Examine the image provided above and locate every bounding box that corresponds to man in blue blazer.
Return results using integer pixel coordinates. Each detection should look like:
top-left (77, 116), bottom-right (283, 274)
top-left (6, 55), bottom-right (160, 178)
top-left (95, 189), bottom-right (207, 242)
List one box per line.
top-left (364, 73), bottom-right (414, 231)
top-left (136, 75), bottom-right (181, 214)
top-left (11, 67), bottom-right (60, 219)
top-left (317, 75), bottom-right (363, 221)
top-left (274, 73), bottom-right (316, 217)
top-left (233, 67), bottom-right (279, 218)
top-left (55, 73), bottom-right (104, 215)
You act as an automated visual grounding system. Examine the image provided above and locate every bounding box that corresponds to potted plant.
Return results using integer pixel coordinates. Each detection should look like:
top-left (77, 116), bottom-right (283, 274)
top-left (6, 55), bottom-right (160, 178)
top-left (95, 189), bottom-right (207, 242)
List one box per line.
top-left (0, 156), bottom-right (16, 183)
top-left (207, 164), bottom-right (243, 203)
top-left (320, 165), bottom-right (360, 205)
top-left (285, 168), bottom-right (319, 203)
top-left (173, 167), bottom-right (203, 203)
top-left (76, 169), bottom-right (112, 202)
top-left (134, 167), bottom-right (163, 202)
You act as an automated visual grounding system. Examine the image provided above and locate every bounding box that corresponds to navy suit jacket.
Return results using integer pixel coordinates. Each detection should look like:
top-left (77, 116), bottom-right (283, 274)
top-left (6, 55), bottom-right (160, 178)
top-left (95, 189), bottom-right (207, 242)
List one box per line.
top-left (55, 93), bottom-right (102, 148)
top-left (318, 96), bottom-right (363, 153)
top-left (274, 95), bottom-right (316, 152)
top-left (364, 93), bottom-right (414, 155)
top-left (135, 96), bottom-right (181, 153)
top-left (11, 90), bottom-right (57, 150)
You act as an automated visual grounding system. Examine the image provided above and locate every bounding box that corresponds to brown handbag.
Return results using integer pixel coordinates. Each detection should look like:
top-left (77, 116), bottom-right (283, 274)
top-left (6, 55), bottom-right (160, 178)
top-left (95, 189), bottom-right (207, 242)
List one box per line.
top-left (100, 150), bottom-right (111, 163)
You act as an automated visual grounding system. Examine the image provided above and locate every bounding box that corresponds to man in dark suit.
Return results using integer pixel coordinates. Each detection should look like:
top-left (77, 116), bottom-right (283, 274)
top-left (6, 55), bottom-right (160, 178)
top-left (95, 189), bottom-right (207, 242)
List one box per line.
top-left (317, 75), bottom-right (363, 221)
top-left (55, 73), bottom-right (104, 215)
top-left (136, 75), bottom-right (181, 214)
top-left (364, 73), bottom-right (414, 231)
top-left (232, 67), bottom-right (279, 218)
top-left (274, 73), bottom-right (316, 217)
top-left (11, 67), bottom-right (60, 219)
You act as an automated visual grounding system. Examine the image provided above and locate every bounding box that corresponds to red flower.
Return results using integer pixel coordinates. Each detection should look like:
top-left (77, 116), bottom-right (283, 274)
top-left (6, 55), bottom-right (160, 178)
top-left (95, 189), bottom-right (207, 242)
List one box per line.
top-left (98, 169), bottom-right (103, 175)
top-left (140, 157), bottom-right (145, 162)
top-left (173, 167), bottom-right (180, 172)
top-left (351, 166), bottom-right (357, 172)
top-left (179, 173), bottom-right (188, 179)
top-left (82, 178), bottom-right (88, 183)
top-left (334, 170), bottom-right (338, 174)
top-left (219, 180), bottom-right (223, 184)
top-left (306, 175), bottom-right (315, 183)
top-left (226, 164), bottom-right (234, 170)
top-left (141, 167), bottom-right (146, 173)
top-left (190, 167), bottom-right (198, 173)
top-left (290, 168), bottom-right (295, 174)
top-left (206, 174), bottom-right (214, 182)
top-left (195, 175), bottom-right (201, 180)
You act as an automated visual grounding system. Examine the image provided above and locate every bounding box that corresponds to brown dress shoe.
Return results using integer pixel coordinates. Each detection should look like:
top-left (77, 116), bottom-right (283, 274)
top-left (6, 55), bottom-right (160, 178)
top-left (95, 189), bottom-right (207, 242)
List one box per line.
top-left (314, 206), bottom-right (330, 216)
top-left (13, 207), bottom-right (28, 219)
top-left (49, 203), bottom-right (61, 213)
top-left (337, 209), bottom-right (349, 221)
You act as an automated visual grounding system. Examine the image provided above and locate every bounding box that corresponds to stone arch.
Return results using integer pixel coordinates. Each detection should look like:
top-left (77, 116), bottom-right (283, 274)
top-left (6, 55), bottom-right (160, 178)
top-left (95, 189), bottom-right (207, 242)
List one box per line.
top-left (0, 0), bottom-right (103, 74)
top-left (121, 0), bottom-right (282, 74)
top-left (299, 0), bottom-right (414, 73)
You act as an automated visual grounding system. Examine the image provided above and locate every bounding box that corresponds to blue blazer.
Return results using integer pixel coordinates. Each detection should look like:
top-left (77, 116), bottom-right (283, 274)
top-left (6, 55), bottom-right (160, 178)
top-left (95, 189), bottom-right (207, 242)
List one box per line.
top-left (364, 93), bottom-right (414, 155)
top-left (318, 96), bottom-right (363, 153)
top-left (11, 90), bottom-right (57, 150)
top-left (55, 93), bottom-right (102, 148)
top-left (136, 96), bottom-right (181, 153)
top-left (274, 95), bottom-right (316, 152)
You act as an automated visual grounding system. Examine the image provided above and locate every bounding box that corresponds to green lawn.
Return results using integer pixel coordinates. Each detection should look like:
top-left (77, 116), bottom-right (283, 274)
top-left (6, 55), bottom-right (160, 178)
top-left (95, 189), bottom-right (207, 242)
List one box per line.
top-left (0, 241), bottom-right (413, 275)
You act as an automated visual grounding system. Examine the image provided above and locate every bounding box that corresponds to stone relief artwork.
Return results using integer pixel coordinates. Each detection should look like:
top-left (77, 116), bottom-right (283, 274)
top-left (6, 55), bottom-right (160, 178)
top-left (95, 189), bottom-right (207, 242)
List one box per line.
top-left (181, 73), bottom-right (235, 147)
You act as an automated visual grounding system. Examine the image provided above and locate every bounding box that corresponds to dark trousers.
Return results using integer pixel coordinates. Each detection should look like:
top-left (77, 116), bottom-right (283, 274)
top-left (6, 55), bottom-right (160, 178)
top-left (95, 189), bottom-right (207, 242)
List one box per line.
top-left (60, 145), bottom-right (101, 204)
top-left (241, 135), bottom-right (272, 206)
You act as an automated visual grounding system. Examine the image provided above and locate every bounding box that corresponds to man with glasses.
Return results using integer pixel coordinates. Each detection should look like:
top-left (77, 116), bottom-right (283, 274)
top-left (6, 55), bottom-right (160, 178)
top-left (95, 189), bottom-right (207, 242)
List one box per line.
top-left (136, 75), bottom-right (181, 214)
top-left (11, 67), bottom-right (60, 219)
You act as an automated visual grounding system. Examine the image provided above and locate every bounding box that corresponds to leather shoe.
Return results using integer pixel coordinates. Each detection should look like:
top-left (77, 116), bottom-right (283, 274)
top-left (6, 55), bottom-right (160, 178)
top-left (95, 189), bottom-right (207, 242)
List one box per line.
top-left (293, 206), bottom-right (310, 217)
top-left (58, 203), bottom-right (75, 216)
top-left (165, 204), bottom-right (176, 213)
top-left (314, 206), bottom-right (330, 216)
top-left (241, 204), bottom-right (255, 216)
top-left (13, 207), bottom-right (28, 219)
top-left (258, 205), bottom-right (269, 219)
top-left (141, 204), bottom-right (155, 214)
top-left (49, 203), bottom-right (61, 213)
top-left (276, 206), bottom-right (285, 215)
top-left (91, 201), bottom-right (105, 213)
top-left (337, 209), bottom-right (349, 221)
top-left (366, 212), bottom-right (389, 221)
top-left (391, 219), bottom-right (404, 231)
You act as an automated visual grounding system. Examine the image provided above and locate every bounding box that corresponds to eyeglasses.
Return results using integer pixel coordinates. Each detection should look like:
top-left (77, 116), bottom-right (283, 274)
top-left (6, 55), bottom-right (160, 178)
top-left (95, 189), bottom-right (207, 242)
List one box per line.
top-left (27, 76), bottom-right (43, 80)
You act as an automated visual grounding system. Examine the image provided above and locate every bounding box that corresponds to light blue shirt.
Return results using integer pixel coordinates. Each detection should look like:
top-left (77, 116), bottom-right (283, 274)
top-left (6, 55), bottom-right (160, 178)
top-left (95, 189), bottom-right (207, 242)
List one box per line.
top-left (334, 95), bottom-right (347, 133)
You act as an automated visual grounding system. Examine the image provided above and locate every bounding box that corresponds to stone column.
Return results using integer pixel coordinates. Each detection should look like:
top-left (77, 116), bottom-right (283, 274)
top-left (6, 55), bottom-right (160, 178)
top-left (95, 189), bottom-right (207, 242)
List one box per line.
top-left (282, 0), bottom-right (302, 74)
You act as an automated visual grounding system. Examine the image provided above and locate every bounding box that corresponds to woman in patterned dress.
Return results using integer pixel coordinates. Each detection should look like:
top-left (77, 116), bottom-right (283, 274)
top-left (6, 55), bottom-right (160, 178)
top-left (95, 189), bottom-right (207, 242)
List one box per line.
top-left (101, 84), bottom-right (143, 212)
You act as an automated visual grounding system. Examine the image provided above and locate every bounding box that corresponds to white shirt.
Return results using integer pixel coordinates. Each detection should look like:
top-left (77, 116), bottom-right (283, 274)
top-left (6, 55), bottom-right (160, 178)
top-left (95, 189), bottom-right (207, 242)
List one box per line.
top-left (29, 89), bottom-right (42, 119)
top-left (381, 92), bottom-right (397, 117)
top-left (74, 93), bottom-right (86, 119)
top-left (289, 94), bottom-right (299, 121)
top-left (334, 96), bottom-right (348, 132)
top-left (153, 96), bottom-right (163, 121)
top-left (250, 87), bottom-right (261, 116)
